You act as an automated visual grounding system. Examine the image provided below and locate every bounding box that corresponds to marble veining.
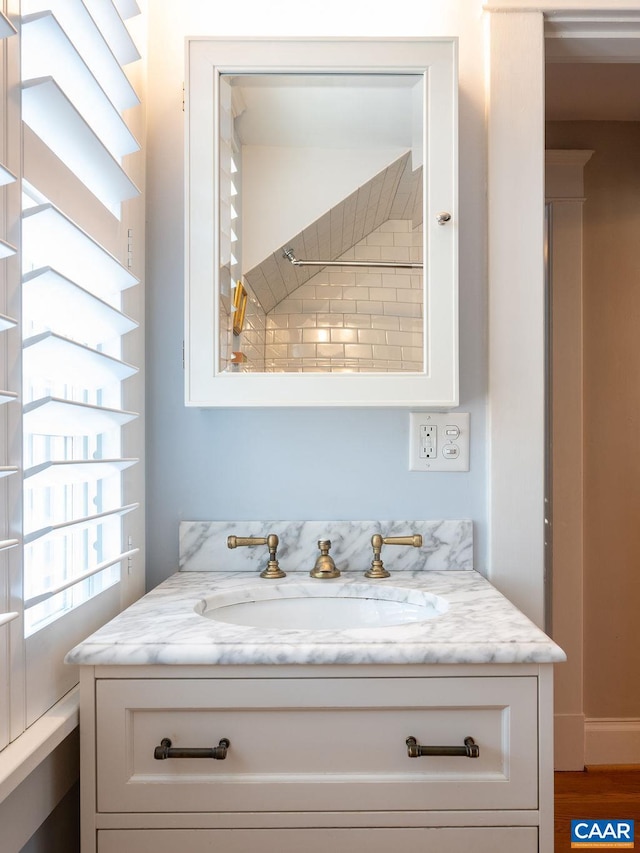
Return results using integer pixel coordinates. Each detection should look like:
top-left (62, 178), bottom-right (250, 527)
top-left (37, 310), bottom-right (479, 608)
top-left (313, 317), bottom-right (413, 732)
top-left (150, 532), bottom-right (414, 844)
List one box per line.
top-left (66, 570), bottom-right (565, 667)
top-left (179, 519), bottom-right (473, 573)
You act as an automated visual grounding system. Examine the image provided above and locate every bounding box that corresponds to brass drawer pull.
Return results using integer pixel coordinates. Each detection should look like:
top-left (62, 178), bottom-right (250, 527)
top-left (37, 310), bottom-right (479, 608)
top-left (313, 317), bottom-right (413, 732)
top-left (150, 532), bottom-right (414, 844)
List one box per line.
top-left (406, 735), bottom-right (479, 758)
top-left (154, 737), bottom-right (230, 760)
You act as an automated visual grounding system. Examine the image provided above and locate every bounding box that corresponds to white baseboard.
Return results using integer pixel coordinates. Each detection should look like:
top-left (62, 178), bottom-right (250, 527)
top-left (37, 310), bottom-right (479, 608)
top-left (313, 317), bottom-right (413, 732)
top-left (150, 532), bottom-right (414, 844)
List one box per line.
top-left (585, 718), bottom-right (640, 765)
top-left (554, 713), bottom-right (585, 770)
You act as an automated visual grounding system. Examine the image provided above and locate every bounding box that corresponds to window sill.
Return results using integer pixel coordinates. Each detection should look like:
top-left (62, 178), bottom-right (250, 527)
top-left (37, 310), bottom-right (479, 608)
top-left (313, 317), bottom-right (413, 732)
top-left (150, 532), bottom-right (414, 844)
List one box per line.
top-left (0, 685), bottom-right (79, 805)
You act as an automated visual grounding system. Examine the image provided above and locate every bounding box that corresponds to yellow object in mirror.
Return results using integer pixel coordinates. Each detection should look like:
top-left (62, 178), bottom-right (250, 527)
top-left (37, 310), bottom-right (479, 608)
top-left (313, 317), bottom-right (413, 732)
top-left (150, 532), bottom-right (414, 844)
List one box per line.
top-left (232, 282), bottom-right (247, 336)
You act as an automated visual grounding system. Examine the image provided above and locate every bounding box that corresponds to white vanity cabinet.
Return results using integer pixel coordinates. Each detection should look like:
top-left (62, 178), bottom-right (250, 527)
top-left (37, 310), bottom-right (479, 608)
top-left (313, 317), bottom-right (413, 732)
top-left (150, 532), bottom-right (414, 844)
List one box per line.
top-left (80, 662), bottom-right (554, 853)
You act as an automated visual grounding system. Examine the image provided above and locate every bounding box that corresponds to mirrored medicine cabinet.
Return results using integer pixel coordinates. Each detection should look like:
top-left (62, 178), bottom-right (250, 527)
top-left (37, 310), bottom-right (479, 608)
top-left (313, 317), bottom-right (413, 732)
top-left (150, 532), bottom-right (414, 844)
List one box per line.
top-left (185, 37), bottom-right (458, 406)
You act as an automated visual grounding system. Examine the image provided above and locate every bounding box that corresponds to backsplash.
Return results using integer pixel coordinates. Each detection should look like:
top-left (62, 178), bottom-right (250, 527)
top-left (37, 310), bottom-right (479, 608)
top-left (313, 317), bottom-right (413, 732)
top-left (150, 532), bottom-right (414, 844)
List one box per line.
top-left (179, 520), bottom-right (473, 573)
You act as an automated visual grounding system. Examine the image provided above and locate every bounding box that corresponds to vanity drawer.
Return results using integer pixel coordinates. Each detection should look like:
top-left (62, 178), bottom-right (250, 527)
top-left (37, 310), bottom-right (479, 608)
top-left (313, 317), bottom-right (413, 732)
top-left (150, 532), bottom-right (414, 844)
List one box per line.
top-left (96, 676), bottom-right (538, 814)
top-left (98, 827), bottom-right (538, 853)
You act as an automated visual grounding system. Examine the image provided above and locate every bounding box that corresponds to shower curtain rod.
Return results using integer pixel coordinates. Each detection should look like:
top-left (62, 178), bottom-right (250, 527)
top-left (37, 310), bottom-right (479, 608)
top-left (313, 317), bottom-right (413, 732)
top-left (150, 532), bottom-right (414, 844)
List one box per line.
top-left (283, 248), bottom-right (423, 270)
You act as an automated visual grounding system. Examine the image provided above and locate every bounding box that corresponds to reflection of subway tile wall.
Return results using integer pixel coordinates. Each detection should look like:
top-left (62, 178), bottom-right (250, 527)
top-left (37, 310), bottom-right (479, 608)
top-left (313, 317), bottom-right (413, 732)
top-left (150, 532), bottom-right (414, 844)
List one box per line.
top-left (234, 219), bottom-right (422, 373)
top-left (265, 219), bottom-right (422, 373)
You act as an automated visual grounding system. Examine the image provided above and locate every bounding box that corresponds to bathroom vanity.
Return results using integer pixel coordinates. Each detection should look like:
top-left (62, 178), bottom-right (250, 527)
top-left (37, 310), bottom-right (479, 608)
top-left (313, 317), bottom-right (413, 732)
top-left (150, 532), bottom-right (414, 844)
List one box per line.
top-left (68, 524), bottom-right (564, 853)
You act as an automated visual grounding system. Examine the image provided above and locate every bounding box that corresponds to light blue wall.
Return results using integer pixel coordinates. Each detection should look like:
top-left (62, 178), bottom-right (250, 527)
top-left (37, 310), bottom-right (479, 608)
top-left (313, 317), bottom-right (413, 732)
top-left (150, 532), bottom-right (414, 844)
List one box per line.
top-left (144, 3), bottom-right (488, 592)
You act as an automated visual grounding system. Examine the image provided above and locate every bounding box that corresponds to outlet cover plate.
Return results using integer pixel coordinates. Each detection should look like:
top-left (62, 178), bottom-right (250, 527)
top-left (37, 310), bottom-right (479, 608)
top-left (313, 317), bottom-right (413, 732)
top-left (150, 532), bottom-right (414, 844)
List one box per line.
top-left (409, 412), bottom-right (470, 472)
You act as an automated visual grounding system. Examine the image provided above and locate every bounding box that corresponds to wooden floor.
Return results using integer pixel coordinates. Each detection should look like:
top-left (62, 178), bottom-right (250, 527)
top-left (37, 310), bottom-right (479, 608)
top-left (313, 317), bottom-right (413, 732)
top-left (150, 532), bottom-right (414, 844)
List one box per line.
top-left (555, 767), bottom-right (640, 852)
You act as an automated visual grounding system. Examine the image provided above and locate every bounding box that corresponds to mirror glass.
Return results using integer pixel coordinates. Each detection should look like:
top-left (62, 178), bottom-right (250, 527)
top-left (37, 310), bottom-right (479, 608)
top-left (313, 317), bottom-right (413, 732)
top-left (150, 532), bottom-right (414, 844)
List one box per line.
top-left (218, 73), bottom-right (425, 375)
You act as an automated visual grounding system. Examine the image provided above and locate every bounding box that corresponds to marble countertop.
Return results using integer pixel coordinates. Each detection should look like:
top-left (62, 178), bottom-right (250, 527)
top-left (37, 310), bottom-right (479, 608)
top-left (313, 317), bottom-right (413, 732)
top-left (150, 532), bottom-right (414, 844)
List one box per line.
top-left (66, 570), bottom-right (565, 666)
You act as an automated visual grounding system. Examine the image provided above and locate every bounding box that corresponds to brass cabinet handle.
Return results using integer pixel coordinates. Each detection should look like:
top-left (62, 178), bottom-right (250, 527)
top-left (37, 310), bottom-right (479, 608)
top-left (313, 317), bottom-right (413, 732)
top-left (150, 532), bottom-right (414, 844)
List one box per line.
top-left (154, 737), bottom-right (230, 760)
top-left (406, 735), bottom-right (479, 758)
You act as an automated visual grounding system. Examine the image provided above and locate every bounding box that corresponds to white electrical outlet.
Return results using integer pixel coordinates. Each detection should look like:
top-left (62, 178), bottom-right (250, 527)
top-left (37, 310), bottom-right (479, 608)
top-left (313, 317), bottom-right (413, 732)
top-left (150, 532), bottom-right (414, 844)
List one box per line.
top-left (409, 412), bottom-right (470, 472)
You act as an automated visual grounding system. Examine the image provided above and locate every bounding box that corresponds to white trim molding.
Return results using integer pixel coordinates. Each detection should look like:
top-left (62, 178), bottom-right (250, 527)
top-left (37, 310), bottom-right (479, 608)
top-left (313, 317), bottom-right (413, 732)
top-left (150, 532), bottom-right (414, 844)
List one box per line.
top-left (546, 12), bottom-right (640, 63)
top-left (487, 9), bottom-right (546, 627)
top-left (484, 3), bottom-right (640, 62)
top-left (546, 150), bottom-right (591, 771)
top-left (585, 719), bottom-right (640, 766)
top-left (485, 2), bottom-right (640, 11)
top-left (0, 686), bottom-right (78, 805)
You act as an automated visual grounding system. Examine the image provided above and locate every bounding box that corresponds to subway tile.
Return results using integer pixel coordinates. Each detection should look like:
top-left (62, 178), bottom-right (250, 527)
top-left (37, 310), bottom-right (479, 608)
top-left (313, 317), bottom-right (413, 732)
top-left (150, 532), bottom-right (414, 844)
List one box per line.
top-left (402, 346), bottom-right (423, 362)
top-left (287, 313), bottom-right (319, 328)
top-left (328, 272), bottom-right (354, 285)
top-left (317, 343), bottom-right (345, 358)
top-left (302, 299), bottom-right (331, 313)
top-left (355, 244), bottom-right (381, 260)
top-left (344, 313), bottom-right (371, 329)
top-left (316, 313), bottom-right (344, 328)
top-left (357, 329), bottom-right (387, 345)
top-left (399, 317), bottom-right (422, 333)
top-left (356, 300), bottom-right (384, 314)
top-left (381, 273), bottom-right (401, 288)
top-left (266, 344), bottom-right (288, 358)
top-left (343, 286), bottom-right (366, 300)
top-left (365, 232), bottom-right (395, 246)
top-left (369, 287), bottom-right (397, 302)
top-left (384, 302), bottom-right (421, 318)
top-left (355, 273), bottom-right (382, 287)
top-left (330, 328), bottom-right (358, 343)
top-left (344, 343), bottom-right (373, 359)
top-left (308, 272), bottom-right (331, 287)
top-left (372, 344), bottom-right (402, 360)
top-left (396, 288), bottom-right (423, 304)
top-left (379, 219), bottom-right (410, 232)
top-left (393, 232), bottom-right (414, 247)
top-left (387, 330), bottom-right (423, 348)
top-left (274, 329), bottom-right (304, 344)
top-left (314, 285), bottom-right (346, 299)
top-left (381, 245), bottom-right (410, 262)
top-left (303, 328), bottom-right (331, 344)
top-left (272, 299), bottom-right (302, 314)
top-left (266, 316), bottom-right (289, 329)
top-left (330, 299), bottom-right (357, 313)
top-left (294, 284), bottom-right (318, 299)
top-left (371, 314), bottom-right (399, 330)
top-left (290, 343), bottom-right (317, 358)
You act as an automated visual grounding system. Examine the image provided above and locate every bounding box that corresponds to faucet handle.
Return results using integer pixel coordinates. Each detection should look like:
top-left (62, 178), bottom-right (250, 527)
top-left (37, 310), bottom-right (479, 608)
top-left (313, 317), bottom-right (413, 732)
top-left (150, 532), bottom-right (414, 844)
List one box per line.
top-left (227, 533), bottom-right (285, 579)
top-left (365, 533), bottom-right (423, 579)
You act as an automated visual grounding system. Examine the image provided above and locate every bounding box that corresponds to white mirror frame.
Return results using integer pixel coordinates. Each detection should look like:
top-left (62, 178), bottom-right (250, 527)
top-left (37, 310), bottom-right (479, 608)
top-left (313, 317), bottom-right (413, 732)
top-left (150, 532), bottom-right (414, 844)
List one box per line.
top-left (185, 37), bottom-right (458, 407)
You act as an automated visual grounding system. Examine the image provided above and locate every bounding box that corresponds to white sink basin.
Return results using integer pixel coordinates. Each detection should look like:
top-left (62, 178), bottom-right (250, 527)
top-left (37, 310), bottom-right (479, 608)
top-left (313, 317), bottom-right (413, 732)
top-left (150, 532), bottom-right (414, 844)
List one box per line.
top-left (195, 582), bottom-right (448, 630)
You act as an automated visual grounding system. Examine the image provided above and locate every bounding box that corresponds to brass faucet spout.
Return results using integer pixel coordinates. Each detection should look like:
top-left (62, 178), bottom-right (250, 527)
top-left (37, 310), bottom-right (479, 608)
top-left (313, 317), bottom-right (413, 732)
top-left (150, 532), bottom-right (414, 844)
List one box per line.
top-left (310, 540), bottom-right (340, 579)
